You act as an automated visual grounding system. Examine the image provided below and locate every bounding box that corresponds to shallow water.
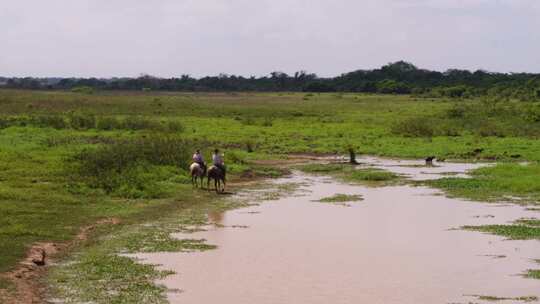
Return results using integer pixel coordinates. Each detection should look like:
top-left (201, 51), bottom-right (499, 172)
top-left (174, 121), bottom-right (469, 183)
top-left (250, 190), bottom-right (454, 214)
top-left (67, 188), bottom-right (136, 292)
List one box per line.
top-left (135, 159), bottom-right (540, 304)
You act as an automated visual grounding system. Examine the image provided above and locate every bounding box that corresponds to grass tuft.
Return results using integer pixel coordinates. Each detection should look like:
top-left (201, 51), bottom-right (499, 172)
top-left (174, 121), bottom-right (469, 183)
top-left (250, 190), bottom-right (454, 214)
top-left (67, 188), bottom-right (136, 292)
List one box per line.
top-left (317, 194), bottom-right (363, 204)
top-left (462, 224), bottom-right (540, 240)
top-left (428, 163), bottom-right (540, 203)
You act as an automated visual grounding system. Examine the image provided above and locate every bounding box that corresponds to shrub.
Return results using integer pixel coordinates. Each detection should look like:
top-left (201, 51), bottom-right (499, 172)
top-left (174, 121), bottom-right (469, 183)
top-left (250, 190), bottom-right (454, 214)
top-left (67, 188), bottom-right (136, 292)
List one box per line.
top-left (262, 117), bottom-right (273, 127)
top-left (476, 121), bottom-right (506, 137)
top-left (69, 112), bottom-right (96, 130)
top-left (227, 151), bottom-right (246, 164)
top-left (73, 136), bottom-right (191, 194)
top-left (0, 117), bottom-right (10, 129)
top-left (165, 120), bottom-right (184, 133)
top-left (446, 104), bottom-right (468, 119)
top-left (440, 127), bottom-right (461, 137)
top-left (71, 86), bottom-right (94, 94)
top-left (123, 116), bottom-right (159, 130)
top-left (241, 117), bottom-right (256, 126)
top-left (30, 115), bottom-right (68, 129)
top-left (391, 117), bottom-right (434, 137)
top-left (245, 140), bottom-right (255, 153)
top-left (436, 123), bottom-right (461, 137)
top-left (96, 117), bottom-right (123, 131)
top-left (525, 105), bottom-right (540, 122)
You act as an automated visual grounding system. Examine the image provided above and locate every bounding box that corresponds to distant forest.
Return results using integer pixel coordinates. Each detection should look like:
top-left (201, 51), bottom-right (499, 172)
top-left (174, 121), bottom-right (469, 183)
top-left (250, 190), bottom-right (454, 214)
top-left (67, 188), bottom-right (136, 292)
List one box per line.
top-left (2, 61), bottom-right (540, 100)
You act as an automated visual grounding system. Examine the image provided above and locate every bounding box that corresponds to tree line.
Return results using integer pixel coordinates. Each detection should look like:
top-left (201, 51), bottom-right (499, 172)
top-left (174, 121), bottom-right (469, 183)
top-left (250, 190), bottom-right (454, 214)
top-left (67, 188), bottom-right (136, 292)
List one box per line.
top-left (2, 61), bottom-right (540, 100)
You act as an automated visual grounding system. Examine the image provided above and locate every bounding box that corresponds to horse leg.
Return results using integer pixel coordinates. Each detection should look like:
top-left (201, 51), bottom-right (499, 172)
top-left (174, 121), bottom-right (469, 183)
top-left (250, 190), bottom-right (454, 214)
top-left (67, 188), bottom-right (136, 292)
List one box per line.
top-left (215, 179), bottom-right (219, 193)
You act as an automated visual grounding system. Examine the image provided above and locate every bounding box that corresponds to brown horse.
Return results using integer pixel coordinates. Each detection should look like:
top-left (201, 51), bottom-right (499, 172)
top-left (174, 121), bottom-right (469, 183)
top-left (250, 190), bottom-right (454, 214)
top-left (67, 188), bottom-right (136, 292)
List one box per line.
top-left (190, 163), bottom-right (206, 188)
top-left (207, 165), bottom-right (226, 193)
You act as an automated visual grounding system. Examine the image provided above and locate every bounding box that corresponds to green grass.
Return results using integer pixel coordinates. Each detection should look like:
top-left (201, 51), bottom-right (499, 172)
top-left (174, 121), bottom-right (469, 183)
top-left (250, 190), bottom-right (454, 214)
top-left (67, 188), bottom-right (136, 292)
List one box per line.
top-left (299, 163), bottom-right (398, 185)
top-left (515, 219), bottom-right (540, 227)
top-left (53, 250), bottom-right (173, 304)
top-left (318, 194), bottom-right (363, 203)
top-left (462, 217), bottom-right (540, 241)
top-left (3, 90), bottom-right (540, 160)
top-left (527, 268), bottom-right (540, 279)
top-left (463, 225), bottom-right (540, 240)
top-left (468, 295), bottom-right (539, 302)
top-left (428, 163), bottom-right (540, 203)
top-left (347, 169), bottom-right (397, 182)
top-left (1, 90), bottom-right (540, 300)
top-left (316, 194), bottom-right (363, 207)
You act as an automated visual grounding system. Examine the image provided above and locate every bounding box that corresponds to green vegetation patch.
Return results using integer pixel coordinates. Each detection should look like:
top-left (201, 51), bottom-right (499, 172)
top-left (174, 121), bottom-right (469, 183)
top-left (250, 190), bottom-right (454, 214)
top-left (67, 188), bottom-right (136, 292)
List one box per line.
top-left (347, 169), bottom-right (397, 182)
top-left (316, 194), bottom-right (364, 207)
top-left (527, 269), bottom-right (540, 280)
top-left (318, 194), bottom-right (363, 203)
top-left (120, 230), bottom-right (215, 253)
top-left (428, 163), bottom-right (540, 203)
top-left (52, 250), bottom-right (172, 304)
top-left (467, 295), bottom-right (539, 302)
top-left (462, 224), bottom-right (540, 240)
top-left (299, 163), bottom-right (398, 185)
top-left (515, 219), bottom-right (540, 227)
top-left (2, 91), bottom-right (540, 301)
top-left (71, 136), bottom-right (192, 197)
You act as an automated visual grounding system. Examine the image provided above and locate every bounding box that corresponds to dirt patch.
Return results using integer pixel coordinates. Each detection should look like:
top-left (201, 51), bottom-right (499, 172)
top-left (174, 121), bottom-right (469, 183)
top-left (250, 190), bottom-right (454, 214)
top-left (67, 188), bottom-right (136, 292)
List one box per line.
top-left (0, 218), bottom-right (121, 304)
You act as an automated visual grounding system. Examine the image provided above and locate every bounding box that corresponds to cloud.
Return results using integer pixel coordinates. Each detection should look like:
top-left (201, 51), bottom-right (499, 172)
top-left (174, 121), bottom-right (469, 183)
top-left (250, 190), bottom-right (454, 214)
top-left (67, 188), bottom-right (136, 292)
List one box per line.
top-left (1, 0), bottom-right (539, 77)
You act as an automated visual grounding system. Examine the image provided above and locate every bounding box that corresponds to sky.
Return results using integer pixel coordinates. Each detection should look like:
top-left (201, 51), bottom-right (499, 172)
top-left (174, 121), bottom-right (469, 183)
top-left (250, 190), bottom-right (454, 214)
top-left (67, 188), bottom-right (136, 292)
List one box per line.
top-left (1, 0), bottom-right (539, 78)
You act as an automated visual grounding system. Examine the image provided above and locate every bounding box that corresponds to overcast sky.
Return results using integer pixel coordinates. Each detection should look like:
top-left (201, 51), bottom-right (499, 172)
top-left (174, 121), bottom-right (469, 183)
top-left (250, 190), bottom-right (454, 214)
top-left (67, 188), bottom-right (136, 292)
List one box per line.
top-left (1, 0), bottom-right (539, 78)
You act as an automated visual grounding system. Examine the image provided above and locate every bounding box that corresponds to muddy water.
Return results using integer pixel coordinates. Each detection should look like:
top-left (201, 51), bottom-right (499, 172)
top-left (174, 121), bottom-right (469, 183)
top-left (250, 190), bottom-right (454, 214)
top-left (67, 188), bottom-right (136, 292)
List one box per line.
top-left (136, 158), bottom-right (540, 304)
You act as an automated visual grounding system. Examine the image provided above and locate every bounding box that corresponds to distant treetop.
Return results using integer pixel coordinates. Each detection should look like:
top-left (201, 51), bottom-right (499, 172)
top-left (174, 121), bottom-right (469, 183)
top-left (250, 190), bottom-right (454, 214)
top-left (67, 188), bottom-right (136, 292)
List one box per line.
top-left (1, 61), bottom-right (539, 100)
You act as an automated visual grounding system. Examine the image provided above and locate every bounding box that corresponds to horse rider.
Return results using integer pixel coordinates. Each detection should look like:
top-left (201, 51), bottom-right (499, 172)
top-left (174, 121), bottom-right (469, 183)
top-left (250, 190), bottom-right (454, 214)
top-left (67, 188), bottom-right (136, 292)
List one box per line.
top-left (192, 149), bottom-right (206, 173)
top-left (212, 148), bottom-right (226, 175)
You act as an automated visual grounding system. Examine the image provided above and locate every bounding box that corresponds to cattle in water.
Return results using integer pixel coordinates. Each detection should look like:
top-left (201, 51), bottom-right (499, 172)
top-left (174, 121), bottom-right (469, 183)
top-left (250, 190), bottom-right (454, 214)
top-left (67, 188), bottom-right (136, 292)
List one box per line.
top-left (425, 156), bottom-right (436, 166)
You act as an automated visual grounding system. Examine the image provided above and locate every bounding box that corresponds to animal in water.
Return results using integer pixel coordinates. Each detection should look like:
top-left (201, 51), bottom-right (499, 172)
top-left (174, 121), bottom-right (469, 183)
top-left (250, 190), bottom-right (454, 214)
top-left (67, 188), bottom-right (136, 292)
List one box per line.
top-left (425, 156), bottom-right (436, 166)
top-left (207, 165), bottom-right (226, 193)
top-left (190, 162), bottom-right (206, 188)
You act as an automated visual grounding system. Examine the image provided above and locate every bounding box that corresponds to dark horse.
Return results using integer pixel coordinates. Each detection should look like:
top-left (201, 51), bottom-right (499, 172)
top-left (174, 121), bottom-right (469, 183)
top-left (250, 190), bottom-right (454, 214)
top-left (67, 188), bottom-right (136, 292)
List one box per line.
top-left (207, 165), bottom-right (226, 193)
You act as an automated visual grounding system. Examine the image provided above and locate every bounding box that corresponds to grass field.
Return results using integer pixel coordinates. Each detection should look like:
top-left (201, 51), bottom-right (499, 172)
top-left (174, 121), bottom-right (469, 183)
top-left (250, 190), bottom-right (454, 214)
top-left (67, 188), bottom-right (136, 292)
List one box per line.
top-left (1, 89), bottom-right (539, 301)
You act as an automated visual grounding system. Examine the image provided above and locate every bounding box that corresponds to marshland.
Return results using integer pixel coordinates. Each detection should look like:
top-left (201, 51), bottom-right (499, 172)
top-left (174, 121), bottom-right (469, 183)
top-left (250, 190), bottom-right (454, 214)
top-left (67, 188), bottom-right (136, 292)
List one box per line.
top-left (0, 89), bottom-right (539, 303)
